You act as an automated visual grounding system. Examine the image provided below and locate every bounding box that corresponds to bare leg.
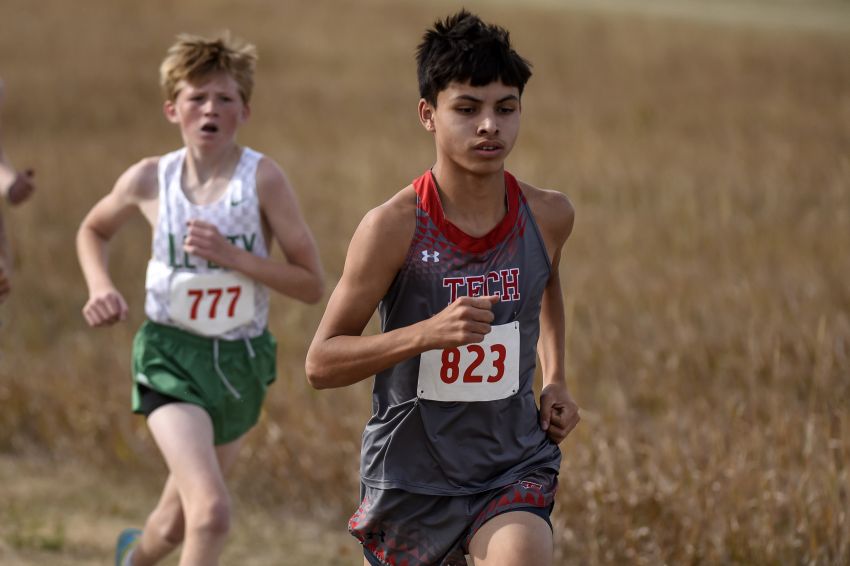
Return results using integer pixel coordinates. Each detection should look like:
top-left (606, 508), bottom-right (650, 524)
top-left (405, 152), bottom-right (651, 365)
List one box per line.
top-left (131, 403), bottom-right (244, 566)
top-left (468, 511), bottom-right (553, 566)
top-left (130, 475), bottom-right (183, 565)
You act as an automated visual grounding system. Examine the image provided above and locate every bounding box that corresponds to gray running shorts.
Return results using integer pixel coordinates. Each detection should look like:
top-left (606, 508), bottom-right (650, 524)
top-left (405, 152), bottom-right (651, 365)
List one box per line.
top-left (350, 468), bottom-right (558, 566)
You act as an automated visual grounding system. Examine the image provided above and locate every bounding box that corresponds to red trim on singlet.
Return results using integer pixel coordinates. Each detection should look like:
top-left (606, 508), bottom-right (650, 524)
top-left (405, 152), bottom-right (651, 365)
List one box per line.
top-left (414, 170), bottom-right (521, 254)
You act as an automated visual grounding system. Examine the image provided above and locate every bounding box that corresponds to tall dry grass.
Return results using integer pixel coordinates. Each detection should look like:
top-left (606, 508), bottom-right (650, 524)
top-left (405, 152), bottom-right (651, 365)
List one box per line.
top-left (0, 0), bottom-right (848, 563)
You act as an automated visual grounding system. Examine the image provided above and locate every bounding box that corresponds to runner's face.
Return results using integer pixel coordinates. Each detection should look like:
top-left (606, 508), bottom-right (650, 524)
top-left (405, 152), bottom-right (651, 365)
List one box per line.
top-left (423, 80), bottom-right (521, 175)
top-left (165, 72), bottom-right (249, 150)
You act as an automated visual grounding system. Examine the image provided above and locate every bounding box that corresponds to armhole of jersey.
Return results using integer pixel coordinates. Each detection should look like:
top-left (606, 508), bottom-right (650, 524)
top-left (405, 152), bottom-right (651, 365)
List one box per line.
top-left (246, 148), bottom-right (262, 183)
top-left (383, 193), bottom-right (425, 313)
top-left (153, 154), bottom-right (171, 255)
top-left (402, 194), bottom-right (427, 267)
top-left (237, 147), bottom-right (262, 200)
top-left (246, 150), bottom-right (270, 254)
top-left (522, 193), bottom-right (553, 276)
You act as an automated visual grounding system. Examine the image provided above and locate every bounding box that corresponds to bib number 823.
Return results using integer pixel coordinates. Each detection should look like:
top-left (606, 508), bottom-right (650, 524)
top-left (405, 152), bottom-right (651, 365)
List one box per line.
top-left (439, 343), bottom-right (506, 384)
top-left (418, 322), bottom-right (519, 402)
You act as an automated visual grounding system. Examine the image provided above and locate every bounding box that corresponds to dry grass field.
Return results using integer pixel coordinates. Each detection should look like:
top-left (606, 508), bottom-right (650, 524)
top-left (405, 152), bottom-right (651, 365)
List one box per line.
top-left (1, 0), bottom-right (849, 563)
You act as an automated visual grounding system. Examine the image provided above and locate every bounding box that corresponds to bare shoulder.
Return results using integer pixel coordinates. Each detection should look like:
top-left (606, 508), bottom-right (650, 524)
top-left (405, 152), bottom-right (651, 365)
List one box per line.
top-left (255, 155), bottom-right (289, 192)
top-left (359, 184), bottom-right (417, 245)
top-left (363, 184), bottom-right (417, 231)
top-left (255, 156), bottom-right (305, 214)
top-left (80, 156), bottom-right (159, 233)
top-left (520, 181), bottom-right (575, 247)
top-left (114, 156), bottom-right (159, 203)
top-left (347, 184), bottom-right (417, 270)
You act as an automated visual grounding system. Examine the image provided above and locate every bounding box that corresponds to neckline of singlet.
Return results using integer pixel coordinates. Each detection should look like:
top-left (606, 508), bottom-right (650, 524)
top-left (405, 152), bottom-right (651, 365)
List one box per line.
top-left (174, 146), bottom-right (247, 208)
top-left (416, 169), bottom-right (521, 254)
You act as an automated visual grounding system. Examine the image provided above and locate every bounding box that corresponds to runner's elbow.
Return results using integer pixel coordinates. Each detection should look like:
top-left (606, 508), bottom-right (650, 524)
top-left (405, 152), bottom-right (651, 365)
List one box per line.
top-left (305, 352), bottom-right (333, 389)
top-left (302, 280), bottom-right (325, 304)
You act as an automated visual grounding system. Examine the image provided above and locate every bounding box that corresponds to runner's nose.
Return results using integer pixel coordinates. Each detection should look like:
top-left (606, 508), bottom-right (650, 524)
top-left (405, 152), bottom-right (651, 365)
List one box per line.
top-left (476, 114), bottom-right (499, 135)
top-left (202, 99), bottom-right (218, 115)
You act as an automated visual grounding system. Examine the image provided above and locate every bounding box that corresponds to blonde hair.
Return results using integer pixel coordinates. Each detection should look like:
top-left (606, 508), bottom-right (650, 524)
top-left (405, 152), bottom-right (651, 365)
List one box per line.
top-left (159, 32), bottom-right (258, 103)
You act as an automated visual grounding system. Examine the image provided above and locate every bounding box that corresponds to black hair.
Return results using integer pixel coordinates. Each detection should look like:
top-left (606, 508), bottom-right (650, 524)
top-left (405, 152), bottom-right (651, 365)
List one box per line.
top-left (416, 9), bottom-right (532, 106)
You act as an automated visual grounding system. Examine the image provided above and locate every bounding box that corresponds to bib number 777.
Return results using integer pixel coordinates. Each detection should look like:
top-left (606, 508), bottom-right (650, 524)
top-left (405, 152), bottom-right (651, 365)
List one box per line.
top-left (417, 322), bottom-right (520, 402)
top-left (168, 271), bottom-right (255, 336)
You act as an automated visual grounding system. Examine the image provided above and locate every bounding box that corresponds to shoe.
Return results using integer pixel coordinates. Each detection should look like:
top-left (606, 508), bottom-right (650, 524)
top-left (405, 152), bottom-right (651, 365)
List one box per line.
top-left (115, 528), bottom-right (142, 566)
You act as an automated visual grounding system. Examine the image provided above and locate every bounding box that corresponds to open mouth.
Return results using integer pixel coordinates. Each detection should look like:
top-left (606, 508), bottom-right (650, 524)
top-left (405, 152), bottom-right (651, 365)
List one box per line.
top-left (473, 141), bottom-right (503, 152)
top-left (201, 124), bottom-right (219, 133)
top-left (473, 145), bottom-right (503, 155)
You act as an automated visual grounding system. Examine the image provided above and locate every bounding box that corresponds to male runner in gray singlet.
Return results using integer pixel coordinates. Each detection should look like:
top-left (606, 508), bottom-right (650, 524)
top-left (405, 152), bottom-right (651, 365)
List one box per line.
top-left (307, 10), bottom-right (580, 566)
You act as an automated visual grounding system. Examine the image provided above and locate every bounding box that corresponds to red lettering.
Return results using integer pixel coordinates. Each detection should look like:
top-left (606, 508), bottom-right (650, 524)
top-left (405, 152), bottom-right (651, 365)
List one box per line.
top-left (188, 289), bottom-right (204, 320)
top-left (226, 286), bottom-right (241, 317)
top-left (207, 287), bottom-right (223, 318)
top-left (440, 348), bottom-right (461, 383)
top-left (463, 345), bottom-right (485, 382)
top-left (500, 268), bottom-right (521, 301)
top-left (437, 342), bottom-right (509, 386)
top-left (489, 344), bottom-right (506, 382)
top-left (442, 277), bottom-right (465, 303)
top-left (466, 275), bottom-right (486, 297)
top-left (486, 271), bottom-right (501, 297)
top-left (443, 269), bottom-right (521, 303)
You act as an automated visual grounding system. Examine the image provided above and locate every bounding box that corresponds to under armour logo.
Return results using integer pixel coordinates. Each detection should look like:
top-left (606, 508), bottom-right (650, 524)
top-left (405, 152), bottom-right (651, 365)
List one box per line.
top-left (421, 250), bottom-right (440, 263)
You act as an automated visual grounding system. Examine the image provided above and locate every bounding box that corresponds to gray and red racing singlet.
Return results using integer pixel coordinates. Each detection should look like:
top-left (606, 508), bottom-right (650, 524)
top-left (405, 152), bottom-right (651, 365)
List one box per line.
top-left (361, 170), bottom-right (562, 496)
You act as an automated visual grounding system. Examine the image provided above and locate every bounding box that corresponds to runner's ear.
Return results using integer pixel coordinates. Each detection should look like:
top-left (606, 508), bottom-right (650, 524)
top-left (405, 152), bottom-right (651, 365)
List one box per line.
top-left (418, 99), bottom-right (436, 132)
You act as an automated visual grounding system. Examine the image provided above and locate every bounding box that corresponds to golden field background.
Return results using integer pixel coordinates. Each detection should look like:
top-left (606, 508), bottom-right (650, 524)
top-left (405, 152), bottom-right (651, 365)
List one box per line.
top-left (1, 0), bottom-right (849, 563)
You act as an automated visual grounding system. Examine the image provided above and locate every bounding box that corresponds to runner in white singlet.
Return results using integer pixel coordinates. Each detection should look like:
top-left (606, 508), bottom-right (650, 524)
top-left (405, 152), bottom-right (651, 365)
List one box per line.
top-left (77, 34), bottom-right (324, 566)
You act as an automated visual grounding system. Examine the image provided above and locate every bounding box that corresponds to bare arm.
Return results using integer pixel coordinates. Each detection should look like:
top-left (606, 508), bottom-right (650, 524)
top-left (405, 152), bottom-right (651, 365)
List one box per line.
top-left (305, 188), bottom-right (499, 389)
top-left (183, 158), bottom-right (325, 304)
top-left (0, 80), bottom-right (13, 301)
top-left (527, 186), bottom-right (580, 443)
top-left (0, 210), bottom-right (9, 303)
top-left (0, 79), bottom-right (35, 206)
top-left (76, 158), bottom-right (158, 327)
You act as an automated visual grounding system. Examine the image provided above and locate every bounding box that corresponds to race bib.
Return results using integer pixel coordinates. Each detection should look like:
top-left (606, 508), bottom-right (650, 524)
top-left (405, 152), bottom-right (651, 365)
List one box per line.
top-left (417, 322), bottom-right (520, 402)
top-left (168, 271), bottom-right (255, 336)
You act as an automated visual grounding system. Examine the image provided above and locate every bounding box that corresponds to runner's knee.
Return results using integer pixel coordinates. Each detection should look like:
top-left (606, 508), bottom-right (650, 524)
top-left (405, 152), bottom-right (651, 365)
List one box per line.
top-left (186, 496), bottom-right (232, 538)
